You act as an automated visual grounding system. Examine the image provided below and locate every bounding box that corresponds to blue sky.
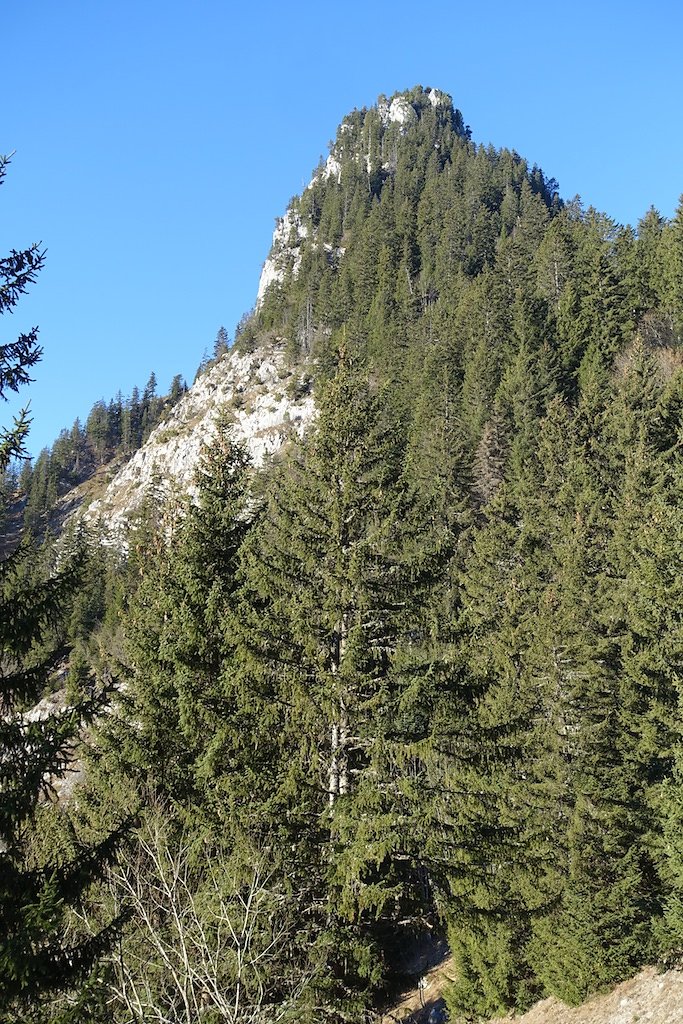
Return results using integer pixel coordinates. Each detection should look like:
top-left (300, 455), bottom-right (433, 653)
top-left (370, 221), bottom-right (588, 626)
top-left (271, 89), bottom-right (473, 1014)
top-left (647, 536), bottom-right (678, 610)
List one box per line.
top-left (3, 0), bottom-right (682, 456)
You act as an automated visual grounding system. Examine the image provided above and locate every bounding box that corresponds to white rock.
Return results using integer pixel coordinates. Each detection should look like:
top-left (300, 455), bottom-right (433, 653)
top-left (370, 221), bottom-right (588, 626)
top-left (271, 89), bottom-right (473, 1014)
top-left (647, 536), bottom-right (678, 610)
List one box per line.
top-left (388, 96), bottom-right (417, 127)
top-left (324, 153), bottom-right (341, 182)
top-left (256, 210), bottom-right (308, 305)
top-left (256, 253), bottom-right (284, 305)
top-left (85, 341), bottom-right (316, 547)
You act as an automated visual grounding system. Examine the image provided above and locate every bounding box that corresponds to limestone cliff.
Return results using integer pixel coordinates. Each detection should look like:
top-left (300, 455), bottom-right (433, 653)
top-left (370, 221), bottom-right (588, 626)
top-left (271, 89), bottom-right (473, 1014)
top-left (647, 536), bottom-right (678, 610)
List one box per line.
top-left (84, 339), bottom-right (314, 543)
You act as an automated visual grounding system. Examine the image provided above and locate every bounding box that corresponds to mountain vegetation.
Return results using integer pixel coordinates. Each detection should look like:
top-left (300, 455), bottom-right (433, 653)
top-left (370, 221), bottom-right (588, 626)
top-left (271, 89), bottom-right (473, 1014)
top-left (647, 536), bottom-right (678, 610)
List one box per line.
top-left (3, 86), bottom-right (683, 1022)
top-left (0, 153), bottom-right (126, 1022)
top-left (0, 367), bottom-right (192, 540)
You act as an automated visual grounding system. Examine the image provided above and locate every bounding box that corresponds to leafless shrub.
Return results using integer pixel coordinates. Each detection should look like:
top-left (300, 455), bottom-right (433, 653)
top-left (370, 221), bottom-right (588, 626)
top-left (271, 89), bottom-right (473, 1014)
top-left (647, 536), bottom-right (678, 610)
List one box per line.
top-left (98, 809), bottom-right (309, 1023)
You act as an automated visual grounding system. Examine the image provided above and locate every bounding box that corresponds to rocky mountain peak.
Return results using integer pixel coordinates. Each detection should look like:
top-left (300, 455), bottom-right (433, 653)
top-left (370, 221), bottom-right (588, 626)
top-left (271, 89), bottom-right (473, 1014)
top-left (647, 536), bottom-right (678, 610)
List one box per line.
top-left (256, 86), bottom-right (467, 307)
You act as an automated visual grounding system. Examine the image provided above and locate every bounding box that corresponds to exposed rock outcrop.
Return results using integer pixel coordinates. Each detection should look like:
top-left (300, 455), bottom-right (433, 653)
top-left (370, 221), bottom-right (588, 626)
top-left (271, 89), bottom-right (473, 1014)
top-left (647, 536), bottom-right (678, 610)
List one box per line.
top-left (85, 339), bottom-right (315, 544)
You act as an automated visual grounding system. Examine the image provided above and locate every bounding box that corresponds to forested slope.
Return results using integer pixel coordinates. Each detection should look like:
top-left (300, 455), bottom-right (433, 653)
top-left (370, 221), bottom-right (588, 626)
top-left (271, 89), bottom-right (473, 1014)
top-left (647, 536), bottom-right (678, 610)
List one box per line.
top-left (4, 86), bottom-right (683, 1023)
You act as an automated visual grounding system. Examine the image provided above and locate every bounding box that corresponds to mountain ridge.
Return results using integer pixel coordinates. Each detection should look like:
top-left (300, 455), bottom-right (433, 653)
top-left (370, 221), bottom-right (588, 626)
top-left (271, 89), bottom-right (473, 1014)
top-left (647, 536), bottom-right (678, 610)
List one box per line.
top-left (12, 84), bottom-right (565, 542)
top-left (64, 86), bottom-right (477, 538)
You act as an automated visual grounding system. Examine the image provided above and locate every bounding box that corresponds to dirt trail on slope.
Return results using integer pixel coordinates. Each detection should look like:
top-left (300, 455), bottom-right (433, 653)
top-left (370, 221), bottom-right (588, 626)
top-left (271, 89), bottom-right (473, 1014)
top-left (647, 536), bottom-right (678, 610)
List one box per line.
top-left (380, 948), bottom-right (452, 1023)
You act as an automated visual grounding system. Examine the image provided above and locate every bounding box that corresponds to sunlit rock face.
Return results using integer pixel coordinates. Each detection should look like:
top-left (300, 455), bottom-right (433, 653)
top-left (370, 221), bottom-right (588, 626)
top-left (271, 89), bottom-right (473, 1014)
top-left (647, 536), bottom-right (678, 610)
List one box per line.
top-left (85, 340), bottom-right (315, 545)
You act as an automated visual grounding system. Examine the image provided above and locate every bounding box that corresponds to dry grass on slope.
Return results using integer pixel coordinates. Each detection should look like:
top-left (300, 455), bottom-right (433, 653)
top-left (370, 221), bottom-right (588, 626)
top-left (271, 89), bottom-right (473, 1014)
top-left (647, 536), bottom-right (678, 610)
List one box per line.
top-left (487, 966), bottom-right (683, 1024)
top-left (382, 961), bottom-right (683, 1024)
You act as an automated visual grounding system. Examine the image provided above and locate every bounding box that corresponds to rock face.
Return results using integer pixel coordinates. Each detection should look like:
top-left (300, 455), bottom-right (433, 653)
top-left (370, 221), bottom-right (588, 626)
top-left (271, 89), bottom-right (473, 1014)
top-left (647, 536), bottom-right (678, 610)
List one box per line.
top-left (85, 340), bottom-right (315, 543)
top-left (256, 210), bottom-right (309, 305)
top-left (379, 94), bottom-right (418, 128)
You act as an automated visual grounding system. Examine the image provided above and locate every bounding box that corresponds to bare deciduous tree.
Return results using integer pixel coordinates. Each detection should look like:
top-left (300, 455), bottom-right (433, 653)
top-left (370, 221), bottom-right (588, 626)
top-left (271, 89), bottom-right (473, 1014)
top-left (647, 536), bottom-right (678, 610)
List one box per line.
top-left (101, 811), bottom-right (309, 1023)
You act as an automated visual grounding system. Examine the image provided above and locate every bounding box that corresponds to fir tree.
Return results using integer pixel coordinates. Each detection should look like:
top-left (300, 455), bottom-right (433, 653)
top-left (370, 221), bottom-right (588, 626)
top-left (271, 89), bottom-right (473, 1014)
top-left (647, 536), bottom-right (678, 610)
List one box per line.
top-left (662, 196), bottom-right (683, 337)
top-left (213, 324), bottom-right (230, 358)
top-left (442, 483), bottom-right (557, 1020)
top-left (230, 353), bottom-right (447, 1008)
top-left (0, 153), bottom-right (121, 1017)
top-left (527, 385), bottom-right (665, 1003)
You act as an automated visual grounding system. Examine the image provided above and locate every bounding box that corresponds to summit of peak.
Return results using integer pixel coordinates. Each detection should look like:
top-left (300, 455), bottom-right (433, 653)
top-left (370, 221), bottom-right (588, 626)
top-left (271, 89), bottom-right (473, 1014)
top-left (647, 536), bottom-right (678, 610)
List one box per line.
top-left (378, 85), bottom-right (455, 122)
top-left (255, 86), bottom-right (469, 308)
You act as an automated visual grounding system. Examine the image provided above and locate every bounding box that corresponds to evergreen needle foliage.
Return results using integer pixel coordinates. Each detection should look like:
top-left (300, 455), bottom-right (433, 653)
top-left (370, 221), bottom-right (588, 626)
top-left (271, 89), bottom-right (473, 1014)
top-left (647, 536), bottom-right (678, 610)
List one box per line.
top-left (8, 88), bottom-right (683, 1021)
top-left (0, 154), bottom-right (123, 1022)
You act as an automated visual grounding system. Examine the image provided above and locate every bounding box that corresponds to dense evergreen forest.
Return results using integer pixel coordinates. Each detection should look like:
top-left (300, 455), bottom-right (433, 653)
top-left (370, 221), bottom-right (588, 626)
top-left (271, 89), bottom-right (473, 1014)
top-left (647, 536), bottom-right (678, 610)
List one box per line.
top-left (3, 86), bottom-right (683, 1022)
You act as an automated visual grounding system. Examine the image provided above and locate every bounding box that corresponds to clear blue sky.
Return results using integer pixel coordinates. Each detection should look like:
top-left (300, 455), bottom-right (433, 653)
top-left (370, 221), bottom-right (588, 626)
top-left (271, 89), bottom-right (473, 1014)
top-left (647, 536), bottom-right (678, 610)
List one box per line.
top-left (3, 0), bottom-right (682, 456)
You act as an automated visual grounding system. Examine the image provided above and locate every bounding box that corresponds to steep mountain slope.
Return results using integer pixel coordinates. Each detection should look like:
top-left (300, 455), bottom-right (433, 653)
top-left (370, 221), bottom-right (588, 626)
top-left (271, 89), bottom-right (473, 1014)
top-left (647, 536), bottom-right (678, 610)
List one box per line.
top-left (79, 83), bottom-right (562, 536)
top-left (82, 337), bottom-right (315, 540)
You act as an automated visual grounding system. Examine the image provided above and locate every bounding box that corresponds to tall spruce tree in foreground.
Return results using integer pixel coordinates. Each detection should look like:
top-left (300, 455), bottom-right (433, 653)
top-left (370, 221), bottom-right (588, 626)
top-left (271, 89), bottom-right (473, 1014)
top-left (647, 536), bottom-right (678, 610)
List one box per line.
top-left (652, 461), bottom-right (683, 951)
top-left (522, 362), bottom-right (671, 1004)
top-left (441, 482), bottom-right (555, 1020)
top-left (89, 423), bottom-right (325, 1022)
top-left (225, 351), bottom-right (448, 1012)
top-left (0, 153), bottom-right (120, 1019)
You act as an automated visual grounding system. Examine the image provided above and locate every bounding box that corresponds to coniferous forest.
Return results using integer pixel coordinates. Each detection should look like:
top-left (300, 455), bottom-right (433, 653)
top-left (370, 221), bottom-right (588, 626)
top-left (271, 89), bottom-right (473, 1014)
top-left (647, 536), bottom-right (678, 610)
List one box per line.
top-left (3, 87), bottom-right (683, 1022)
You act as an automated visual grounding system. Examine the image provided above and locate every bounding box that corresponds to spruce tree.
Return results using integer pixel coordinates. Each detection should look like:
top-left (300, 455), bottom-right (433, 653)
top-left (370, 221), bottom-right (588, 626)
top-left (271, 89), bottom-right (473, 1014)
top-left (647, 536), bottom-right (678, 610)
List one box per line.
top-left (651, 461), bottom-right (683, 951)
top-left (662, 196), bottom-right (683, 337)
top-left (229, 352), bottom-right (447, 1009)
top-left (103, 418), bottom-right (253, 814)
top-left (527, 376), bottom-right (667, 1003)
top-left (441, 483), bottom-right (556, 1020)
top-left (0, 153), bottom-right (120, 1017)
